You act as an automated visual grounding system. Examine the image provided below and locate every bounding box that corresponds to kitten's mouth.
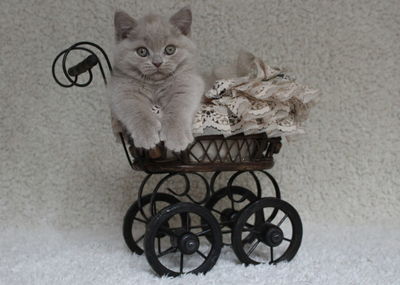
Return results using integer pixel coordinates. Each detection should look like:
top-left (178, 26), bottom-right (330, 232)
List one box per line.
top-left (149, 70), bottom-right (172, 80)
top-left (132, 67), bottom-right (173, 82)
top-left (151, 71), bottom-right (165, 77)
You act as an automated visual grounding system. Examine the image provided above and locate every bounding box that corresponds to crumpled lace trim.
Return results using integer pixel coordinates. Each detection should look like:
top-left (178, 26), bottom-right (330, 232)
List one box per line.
top-left (192, 58), bottom-right (320, 138)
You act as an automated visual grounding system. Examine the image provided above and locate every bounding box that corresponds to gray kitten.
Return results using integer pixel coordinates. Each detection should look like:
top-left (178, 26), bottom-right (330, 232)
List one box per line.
top-left (109, 7), bottom-right (204, 151)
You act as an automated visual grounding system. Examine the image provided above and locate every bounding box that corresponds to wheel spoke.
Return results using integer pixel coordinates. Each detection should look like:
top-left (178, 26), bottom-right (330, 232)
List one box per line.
top-left (159, 226), bottom-right (177, 237)
top-left (157, 237), bottom-right (161, 254)
top-left (179, 253), bottom-right (184, 274)
top-left (196, 228), bottom-right (211, 236)
top-left (242, 224), bottom-right (260, 234)
top-left (135, 234), bottom-right (144, 244)
top-left (167, 224), bottom-right (209, 231)
top-left (196, 250), bottom-right (207, 259)
top-left (133, 217), bottom-right (147, 223)
top-left (210, 208), bottom-right (223, 215)
top-left (185, 213), bottom-right (190, 231)
top-left (269, 247), bottom-right (274, 264)
top-left (242, 226), bottom-right (253, 231)
top-left (157, 246), bottom-right (176, 258)
top-left (242, 228), bottom-right (258, 233)
top-left (276, 214), bottom-right (288, 227)
top-left (189, 224), bottom-right (209, 230)
top-left (153, 202), bottom-right (158, 215)
top-left (245, 222), bottom-right (255, 228)
top-left (221, 230), bottom-right (232, 234)
top-left (283, 237), bottom-right (291, 242)
top-left (247, 240), bottom-right (260, 256)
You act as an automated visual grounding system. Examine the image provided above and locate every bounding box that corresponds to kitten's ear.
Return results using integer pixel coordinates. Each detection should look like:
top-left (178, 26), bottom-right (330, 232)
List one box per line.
top-left (236, 50), bottom-right (256, 76)
top-left (114, 11), bottom-right (136, 42)
top-left (170, 6), bottom-right (192, 36)
top-left (237, 50), bottom-right (256, 67)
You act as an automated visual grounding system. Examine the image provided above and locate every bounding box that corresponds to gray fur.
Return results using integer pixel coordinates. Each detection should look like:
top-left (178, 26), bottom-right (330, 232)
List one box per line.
top-left (109, 7), bottom-right (204, 151)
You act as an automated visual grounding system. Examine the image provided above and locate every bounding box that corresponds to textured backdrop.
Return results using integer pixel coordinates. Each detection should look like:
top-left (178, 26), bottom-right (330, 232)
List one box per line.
top-left (1, 0), bottom-right (399, 234)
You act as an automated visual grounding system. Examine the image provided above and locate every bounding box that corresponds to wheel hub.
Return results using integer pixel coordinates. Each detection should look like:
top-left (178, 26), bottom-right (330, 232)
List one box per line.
top-left (220, 208), bottom-right (239, 228)
top-left (178, 232), bottom-right (200, 255)
top-left (261, 224), bottom-right (283, 247)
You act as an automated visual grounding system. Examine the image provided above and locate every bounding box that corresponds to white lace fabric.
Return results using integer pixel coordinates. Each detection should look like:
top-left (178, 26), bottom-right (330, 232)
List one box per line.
top-left (192, 58), bottom-right (320, 138)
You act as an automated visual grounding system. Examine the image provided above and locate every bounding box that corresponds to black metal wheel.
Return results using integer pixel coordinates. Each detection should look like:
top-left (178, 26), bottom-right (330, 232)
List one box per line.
top-left (231, 197), bottom-right (302, 265)
top-left (144, 202), bottom-right (222, 277)
top-left (204, 186), bottom-right (262, 246)
top-left (123, 193), bottom-right (182, 255)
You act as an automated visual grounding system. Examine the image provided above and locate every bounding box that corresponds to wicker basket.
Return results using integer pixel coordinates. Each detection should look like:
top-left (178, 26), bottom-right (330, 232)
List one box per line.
top-left (127, 133), bottom-right (282, 173)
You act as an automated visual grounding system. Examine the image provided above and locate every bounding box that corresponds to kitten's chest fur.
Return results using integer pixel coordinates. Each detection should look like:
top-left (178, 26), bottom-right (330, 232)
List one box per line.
top-left (135, 79), bottom-right (174, 107)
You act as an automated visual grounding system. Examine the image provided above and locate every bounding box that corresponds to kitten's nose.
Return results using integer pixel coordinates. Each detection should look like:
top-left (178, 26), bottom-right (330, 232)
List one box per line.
top-left (152, 55), bottom-right (163, 68)
top-left (152, 62), bottom-right (162, 68)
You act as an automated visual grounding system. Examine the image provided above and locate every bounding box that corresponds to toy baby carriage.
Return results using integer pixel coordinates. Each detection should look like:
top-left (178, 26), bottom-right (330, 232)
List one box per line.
top-left (52, 42), bottom-right (312, 277)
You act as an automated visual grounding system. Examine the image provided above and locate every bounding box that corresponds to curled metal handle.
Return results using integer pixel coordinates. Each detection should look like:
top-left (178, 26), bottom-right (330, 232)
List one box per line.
top-left (67, 54), bottom-right (99, 77)
top-left (51, 41), bottom-right (112, 88)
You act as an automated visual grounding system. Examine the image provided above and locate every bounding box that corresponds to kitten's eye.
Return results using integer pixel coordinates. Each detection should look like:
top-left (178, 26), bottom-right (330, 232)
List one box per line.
top-left (164, 45), bottom-right (176, 55)
top-left (136, 47), bottom-right (149, 57)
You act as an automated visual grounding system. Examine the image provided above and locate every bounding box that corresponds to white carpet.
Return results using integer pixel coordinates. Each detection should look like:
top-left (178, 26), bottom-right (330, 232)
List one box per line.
top-left (1, 223), bottom-right (399, 285)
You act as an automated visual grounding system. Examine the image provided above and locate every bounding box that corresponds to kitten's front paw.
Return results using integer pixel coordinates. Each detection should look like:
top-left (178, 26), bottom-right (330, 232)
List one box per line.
top-left (161, 123), bottom-right (193, 152)
top-left (132, 120), bottom-right (161, 150)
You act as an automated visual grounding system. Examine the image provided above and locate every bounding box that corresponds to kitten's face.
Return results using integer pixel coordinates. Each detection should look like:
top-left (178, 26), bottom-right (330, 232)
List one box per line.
top-left (113, 7), bottom-right (195, 82)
